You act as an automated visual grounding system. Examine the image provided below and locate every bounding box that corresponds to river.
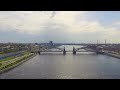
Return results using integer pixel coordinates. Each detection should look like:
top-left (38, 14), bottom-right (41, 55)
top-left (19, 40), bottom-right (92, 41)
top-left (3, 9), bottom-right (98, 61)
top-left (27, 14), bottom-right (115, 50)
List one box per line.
top-left (1, 45), bottom-right (120, 79)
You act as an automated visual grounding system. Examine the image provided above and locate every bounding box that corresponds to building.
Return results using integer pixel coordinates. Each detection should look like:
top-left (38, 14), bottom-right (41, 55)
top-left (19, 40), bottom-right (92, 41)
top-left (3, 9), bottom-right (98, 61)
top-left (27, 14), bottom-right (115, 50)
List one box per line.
top-left (49, 41), bottom-right (53, 46)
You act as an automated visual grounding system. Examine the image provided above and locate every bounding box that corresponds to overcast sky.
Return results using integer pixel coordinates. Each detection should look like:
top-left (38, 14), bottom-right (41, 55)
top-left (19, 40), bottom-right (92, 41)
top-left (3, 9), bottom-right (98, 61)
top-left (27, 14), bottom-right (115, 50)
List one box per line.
top-left (0, 11), bottom-right (120, 43)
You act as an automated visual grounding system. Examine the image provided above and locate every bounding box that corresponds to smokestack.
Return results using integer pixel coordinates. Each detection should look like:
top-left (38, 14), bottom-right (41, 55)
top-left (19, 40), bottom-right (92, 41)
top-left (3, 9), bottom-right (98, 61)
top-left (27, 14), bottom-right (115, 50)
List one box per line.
top-left (97, 40), bottom-right (98, 45)
top-left (105, 39), bottom-right (106, 45)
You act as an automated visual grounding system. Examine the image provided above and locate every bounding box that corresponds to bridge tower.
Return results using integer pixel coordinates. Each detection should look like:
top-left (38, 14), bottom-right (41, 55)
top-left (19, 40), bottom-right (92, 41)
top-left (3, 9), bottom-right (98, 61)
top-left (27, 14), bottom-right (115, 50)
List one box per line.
top-left (63, 47), bottom-right (66, 55)
top-left (96, 48), bottom-right (99, 54)
top-left (38, 51), bottom-right (41, 55)
top-left (73, 47), bottom-right (76, 55)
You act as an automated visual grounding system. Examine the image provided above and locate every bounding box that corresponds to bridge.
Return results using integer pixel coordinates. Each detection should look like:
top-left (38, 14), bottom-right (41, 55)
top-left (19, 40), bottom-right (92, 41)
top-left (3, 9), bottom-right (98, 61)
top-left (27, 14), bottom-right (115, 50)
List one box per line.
top-left (40, 42), bottom-right (119, 46)
top-left (32, 46), bottom-right (103, 55)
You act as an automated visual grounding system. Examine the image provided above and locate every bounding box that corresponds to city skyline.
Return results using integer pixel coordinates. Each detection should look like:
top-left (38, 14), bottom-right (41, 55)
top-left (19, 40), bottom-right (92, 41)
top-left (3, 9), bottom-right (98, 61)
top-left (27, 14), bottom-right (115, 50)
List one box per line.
top-left (0, 11), bottom-right (120, 43)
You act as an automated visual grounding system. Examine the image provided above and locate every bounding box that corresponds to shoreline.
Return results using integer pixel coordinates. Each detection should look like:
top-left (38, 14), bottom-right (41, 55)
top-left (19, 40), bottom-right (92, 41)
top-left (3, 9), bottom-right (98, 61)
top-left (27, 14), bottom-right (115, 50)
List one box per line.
top-left (0, 53), bottom-right (37, 74)
top-left (102, 52), bottom-right (120, 59)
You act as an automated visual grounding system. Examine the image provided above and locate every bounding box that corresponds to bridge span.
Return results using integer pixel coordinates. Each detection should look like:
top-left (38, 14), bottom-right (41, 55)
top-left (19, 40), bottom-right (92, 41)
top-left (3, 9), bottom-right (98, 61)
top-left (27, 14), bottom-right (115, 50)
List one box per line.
top-left (32, 46), bottom-right (104, 55)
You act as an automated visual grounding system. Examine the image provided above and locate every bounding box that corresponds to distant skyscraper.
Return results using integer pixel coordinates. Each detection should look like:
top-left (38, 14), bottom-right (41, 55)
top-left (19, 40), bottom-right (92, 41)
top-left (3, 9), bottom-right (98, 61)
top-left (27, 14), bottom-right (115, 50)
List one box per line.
top-left (49, 41), bottom-right (53, 46)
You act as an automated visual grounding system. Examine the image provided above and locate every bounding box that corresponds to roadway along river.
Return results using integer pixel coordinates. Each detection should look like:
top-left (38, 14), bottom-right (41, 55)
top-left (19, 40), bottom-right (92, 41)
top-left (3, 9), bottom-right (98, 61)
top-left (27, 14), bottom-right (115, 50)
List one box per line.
top-left (1, 45), bottom-right (120, 79)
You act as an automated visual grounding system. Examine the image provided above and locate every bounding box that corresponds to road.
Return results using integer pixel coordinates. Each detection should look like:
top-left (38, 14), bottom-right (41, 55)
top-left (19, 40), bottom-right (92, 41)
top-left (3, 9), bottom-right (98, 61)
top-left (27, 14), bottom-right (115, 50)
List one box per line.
top-left (0, 53), bottom-right (33, 70)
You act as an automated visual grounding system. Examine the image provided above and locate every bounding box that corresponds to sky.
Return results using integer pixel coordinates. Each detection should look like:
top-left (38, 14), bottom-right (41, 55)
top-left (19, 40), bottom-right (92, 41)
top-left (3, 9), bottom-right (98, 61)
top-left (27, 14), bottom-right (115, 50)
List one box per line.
top-left (0, 11), bottom-right (120, 43)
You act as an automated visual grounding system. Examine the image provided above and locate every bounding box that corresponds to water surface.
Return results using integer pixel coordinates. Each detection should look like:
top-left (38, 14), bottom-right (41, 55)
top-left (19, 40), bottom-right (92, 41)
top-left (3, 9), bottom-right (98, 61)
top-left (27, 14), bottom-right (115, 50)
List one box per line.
top-left (1, 45), bottom-right (120, 79)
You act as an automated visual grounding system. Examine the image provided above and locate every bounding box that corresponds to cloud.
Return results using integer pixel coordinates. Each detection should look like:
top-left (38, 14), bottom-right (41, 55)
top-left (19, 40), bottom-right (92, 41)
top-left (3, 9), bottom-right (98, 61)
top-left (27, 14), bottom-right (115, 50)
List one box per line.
top-left (0, 11), bottom-right (120, 43)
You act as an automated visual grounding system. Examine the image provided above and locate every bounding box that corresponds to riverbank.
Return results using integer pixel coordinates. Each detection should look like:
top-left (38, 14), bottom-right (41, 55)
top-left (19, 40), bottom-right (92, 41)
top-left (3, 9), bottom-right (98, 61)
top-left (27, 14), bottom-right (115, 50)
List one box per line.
top-left (103, 52), bottom-right (120, 59)
top-left (0, 53), bottom-right (37, 74)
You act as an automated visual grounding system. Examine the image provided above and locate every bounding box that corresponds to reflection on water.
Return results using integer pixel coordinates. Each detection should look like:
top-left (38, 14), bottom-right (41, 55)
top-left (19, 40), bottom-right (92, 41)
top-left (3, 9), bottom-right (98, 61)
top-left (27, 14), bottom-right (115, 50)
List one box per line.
top-left (1, 45), bottom-right (120, 79)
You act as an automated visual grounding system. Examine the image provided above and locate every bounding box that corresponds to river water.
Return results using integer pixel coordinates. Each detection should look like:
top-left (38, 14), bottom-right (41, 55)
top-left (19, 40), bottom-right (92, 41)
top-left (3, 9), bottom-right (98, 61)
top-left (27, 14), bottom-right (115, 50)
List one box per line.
top-left (1, 45), bottom-right (120, 79)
